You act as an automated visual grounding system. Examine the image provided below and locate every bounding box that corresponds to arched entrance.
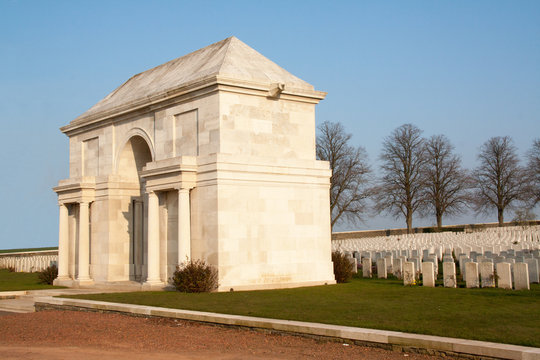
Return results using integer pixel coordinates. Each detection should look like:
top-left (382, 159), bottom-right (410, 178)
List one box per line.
top-left (117, 135), bottom-right (153, 281)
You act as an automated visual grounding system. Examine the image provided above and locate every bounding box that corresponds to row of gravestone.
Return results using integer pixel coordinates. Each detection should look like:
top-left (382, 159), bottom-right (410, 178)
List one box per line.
top-left (333, 225), bottom-right (540, 259)
top-left (346, 251), bottom-right (537, 290)
top-left (339, 243), bottom-right (539, 261)
top-left (0, 255), bottom-right (58, 273)
top-left (455, 249), bottom-right (539, 286)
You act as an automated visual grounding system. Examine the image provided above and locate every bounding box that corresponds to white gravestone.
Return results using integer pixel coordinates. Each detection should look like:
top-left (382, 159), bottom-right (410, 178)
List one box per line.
top-left (403, 261), bottom-right (415, 286)
top-left (443, 262), bottom-right (457, 288)
top-left (377, 258), bottom-right (387, 279)
top-left (385, 255), bottom-right (393, 273)
top-left (480, 262), bottom-right (495, 288)
top-left (524, 258), bottom-right (539, 283)
top-left (496, 262), bottom-right (512, 290)
top-left (392, 258), bottom-right (403, 279)
top-left (349, 257), bottom-right (358, 274)
top-left (514, 263), bottom-right (530, 290)
top-left (422, 262), bottom-right (436, 287)
top-left (362, 258), bottom-right (372, 278)
top-left (465, 262), bottom-right (479, 288)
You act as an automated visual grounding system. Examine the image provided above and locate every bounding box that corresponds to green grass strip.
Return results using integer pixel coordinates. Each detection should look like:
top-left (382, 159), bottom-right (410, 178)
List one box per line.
top-left (64, 276), bottom-right (540, 347)
top-left (0, 269), bottom-right (63, 291)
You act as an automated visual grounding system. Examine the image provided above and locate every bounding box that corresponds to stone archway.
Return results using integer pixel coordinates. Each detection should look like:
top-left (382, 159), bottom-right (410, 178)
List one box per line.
top-left (118, 135), bottom-right (153, 182)
top-left (117, 135), bottom-right (153, 281)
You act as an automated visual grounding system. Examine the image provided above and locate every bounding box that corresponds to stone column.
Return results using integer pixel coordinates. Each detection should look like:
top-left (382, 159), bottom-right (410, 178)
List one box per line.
top-left (77, 202), bottom-right (91, 282)
top-left (57, 203), bottom-right (69, 280)
top-left (145, 191), bottom-right (161, 284)
top-left (134, 200), bottom-right (143, 278)
top-left (177, 188), bottom-right (191, 265)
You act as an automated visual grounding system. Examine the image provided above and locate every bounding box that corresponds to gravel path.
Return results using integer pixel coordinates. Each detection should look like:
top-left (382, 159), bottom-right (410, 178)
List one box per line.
top-left (0, 310), bottom-right (457, 359)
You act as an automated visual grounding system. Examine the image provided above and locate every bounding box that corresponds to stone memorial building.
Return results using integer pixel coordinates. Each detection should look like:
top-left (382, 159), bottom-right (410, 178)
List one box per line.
top-left (53, 37), bottom-right (335, 291)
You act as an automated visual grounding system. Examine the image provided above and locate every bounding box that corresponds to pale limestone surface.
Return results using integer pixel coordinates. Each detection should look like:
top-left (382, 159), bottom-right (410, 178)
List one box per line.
top-left (403, 262), bottom-right (415, 285)
top-left (349, 257), bottom-right (358, 274)
top-left (392, 258), bottom-right (402, 279)
top-left (443, 262), bottom-right (456, 288)
top-left (421, 262), bottom-right (435, 287)
top-left (53, 37), bottom-right (335, 291)
top-left (376, 258), bottom-right (387, 279)
top-left (525, 258), bottom-right (539, 283)
top-left (480, 262), bottom-right (495, 288)
top-left (362, 258), bottom-right (371, 278)
top-left (496, 262), bottom-right (512, 290)
top-left (514, 263), bottom-right (530, 290)
top-left (465, 262), bottom-right (479, 288)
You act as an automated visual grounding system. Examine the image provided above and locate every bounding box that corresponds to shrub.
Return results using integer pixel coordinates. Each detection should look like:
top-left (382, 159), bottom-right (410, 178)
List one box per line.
top-left (332, 251), bottom-right (354, 283)
top-left (170, 259), bottom-right (218, 293)
top-left (38, 265), bottom-right (58, 285)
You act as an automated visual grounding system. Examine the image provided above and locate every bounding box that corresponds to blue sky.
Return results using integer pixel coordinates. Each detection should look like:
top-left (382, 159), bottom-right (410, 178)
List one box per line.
top-left (0, 1), bottom-right (539, 249)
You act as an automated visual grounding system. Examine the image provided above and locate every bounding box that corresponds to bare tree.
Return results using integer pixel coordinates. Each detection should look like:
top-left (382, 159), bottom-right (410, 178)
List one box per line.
top-left (526, 138), bottom-right (540, 206)
top-left (316, 121), bottom-right (372, 228)
top-left (473, 136), bottom-right (526, 226)
top-left (374, 124), bottom-right (426, 233)
top-left (422, 135), bottom-right (471, 229)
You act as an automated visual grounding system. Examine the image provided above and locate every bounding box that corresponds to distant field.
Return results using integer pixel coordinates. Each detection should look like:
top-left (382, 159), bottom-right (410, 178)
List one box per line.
top-left (0, 247), bottom-right (58, 254)
top-left (65, 275), bottom-right (540, 347)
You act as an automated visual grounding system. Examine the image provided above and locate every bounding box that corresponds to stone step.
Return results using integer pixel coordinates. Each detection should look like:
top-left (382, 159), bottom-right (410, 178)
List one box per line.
top-left (0, 297), bottom-right (35, 313)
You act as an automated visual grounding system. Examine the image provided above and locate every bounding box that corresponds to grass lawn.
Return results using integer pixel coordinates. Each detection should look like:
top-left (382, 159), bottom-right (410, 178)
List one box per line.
top-left (0, 269), bottom-right (64, 291)
top-left (65, 275), bottom-right (540, 347)
top-left (0, 247), bottom-right (58, 254)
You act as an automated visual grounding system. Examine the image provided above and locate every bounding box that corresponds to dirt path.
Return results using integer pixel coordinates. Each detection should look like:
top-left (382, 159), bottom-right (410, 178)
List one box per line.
top-left (0, 310), bottom-right (456, 359)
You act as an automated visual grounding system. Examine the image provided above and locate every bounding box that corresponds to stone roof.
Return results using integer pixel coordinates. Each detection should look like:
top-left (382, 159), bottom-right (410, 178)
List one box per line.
top-left (71, 36), bottom-right (315, 125)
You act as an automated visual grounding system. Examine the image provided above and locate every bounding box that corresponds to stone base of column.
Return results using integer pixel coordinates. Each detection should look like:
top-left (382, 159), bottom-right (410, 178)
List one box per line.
top-left (53, 277), bottom-right (75, 287)
top-left (75, 278), bottom-right (95, 287)
top-left (142, 280), bottom-right (166, 291)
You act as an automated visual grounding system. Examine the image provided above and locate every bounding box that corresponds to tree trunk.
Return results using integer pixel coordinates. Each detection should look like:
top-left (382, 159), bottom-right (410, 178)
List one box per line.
top-left (406, 212), bottom-right (413, 234)
top-left (498, 208), bottom-right (504, 227)
top-left (436, 214), bottom-right (442, 230)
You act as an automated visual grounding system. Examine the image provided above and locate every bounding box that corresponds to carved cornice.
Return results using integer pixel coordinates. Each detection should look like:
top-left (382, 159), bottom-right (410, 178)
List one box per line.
top-left (60, 75), bottom-right (326, 137)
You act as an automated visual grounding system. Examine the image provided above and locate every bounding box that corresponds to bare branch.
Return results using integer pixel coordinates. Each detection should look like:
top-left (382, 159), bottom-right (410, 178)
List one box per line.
top-left (420, 135), bottom-right (472, 229)
top-left (525, 138), bottom-right (540, 206)
top-left (374, 124), bottom-right (426, 233)
top-left (472, 136), bottom-right (527, 225)
top-left (316, 121), bottom-right (372, 229)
